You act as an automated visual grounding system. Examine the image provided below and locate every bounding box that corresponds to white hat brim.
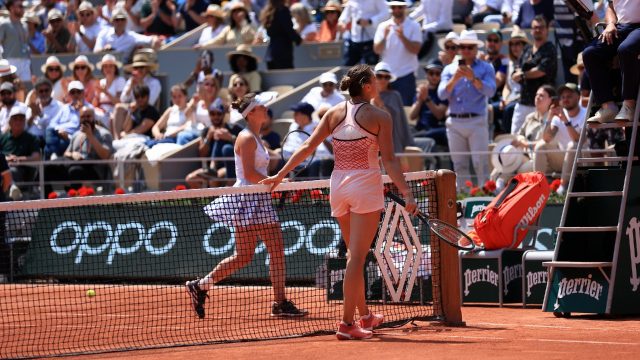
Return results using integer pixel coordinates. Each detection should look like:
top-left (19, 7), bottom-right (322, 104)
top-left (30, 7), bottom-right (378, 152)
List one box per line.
top-left (491, 137), bottom-right (526, 174)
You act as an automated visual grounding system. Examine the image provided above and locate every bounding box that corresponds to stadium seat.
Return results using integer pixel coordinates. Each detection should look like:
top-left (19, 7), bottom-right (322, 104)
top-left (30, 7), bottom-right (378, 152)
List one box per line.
top-left (141, 139), bottom-right (201, 191)
top-left (471, 22), bottom-right (500, 34)
top-left (268, 85), bottom-right (295, 97)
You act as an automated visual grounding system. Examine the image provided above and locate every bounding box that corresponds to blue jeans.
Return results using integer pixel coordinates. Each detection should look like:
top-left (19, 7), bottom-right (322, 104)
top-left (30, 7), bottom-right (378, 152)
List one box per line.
top-left (177, 129), bottom-right (200, 145)
top-left (44, 127), bottom-right (70, 159)
top-left (211, 142), bottom-right (236, 179)
top-left (391, 72), bottom-right (417, 106)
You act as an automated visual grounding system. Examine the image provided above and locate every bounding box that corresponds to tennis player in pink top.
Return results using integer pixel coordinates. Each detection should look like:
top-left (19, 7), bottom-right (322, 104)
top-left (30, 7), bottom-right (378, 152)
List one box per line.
top-left (261, 64), bottom-right (417, 340)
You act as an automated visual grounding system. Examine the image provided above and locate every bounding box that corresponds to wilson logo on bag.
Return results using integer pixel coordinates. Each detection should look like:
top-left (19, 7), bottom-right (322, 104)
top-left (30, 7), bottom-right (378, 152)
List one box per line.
top-left (473, 172), bottom-right (550, 250)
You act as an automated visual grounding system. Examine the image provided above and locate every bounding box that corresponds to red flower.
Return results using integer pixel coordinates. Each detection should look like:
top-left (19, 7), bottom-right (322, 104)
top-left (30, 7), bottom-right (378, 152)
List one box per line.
top-left (420, 180), bottom-right (429, 187)
top-left (310, 189), bottom-right (323, 200)
top-left (465, 180), bottom-right (473, 188)
top-left (470, 187), bottom-right (480, 196)
top-left (483, 180), bottom-right (496, 193)
top-left (47, 192), bottom-right (58, 199)
top-left (78, 188), bottom-right (88, 197)
top-left (291, 190), bottom-right (303, 203)
top-left (86, 187), bottom-right (95, 196)
top-left (67, 189), bottom-right (77, 197)
top-left (115, 188), bottom-right (126, 195)
top-left (271, 192), bottom-right (282, 200)
top-left (550, 179), bottom-right (562, 192)
top-left (175, 185), bottom-right (187, 191)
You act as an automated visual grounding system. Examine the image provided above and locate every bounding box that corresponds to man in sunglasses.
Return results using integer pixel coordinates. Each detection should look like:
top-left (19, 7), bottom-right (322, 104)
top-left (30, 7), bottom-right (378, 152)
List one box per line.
top-left (75, 2), bottom-right (106, 54)
top-left (94, 8), bottom-right (157, 63)
top-left (0, 82), bottom-right (29, 133)
top-left (480, 29), bottom-right (509, 135)
top-left (44, 80), bottom-right (91, 159)
top-left (43, 9), bottom-right (76, 54)
top-left (438, 30), bottom-right (496, 190)
top-left (26, 78), bottom-right (64, 145)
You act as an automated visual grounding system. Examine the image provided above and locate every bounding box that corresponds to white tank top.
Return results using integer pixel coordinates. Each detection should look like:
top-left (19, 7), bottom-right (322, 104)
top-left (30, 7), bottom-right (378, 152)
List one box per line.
top-left (166, 105), bottom-right (189, 134)
top-left (234, 129), bottom-right (270, 186)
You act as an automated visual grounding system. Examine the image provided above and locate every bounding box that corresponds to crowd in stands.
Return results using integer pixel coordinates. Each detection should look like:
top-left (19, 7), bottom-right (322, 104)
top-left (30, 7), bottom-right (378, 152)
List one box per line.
top-left (0, 0), bottom-right (637, 199)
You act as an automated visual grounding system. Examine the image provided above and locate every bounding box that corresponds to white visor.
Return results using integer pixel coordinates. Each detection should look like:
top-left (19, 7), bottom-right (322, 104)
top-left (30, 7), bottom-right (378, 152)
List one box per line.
top-left (240, 92), bottom-right (278, 118)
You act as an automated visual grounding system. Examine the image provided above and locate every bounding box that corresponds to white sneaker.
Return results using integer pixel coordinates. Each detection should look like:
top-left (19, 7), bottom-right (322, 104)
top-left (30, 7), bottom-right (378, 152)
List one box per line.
top-left (556, 184), bottom-right (565, 196)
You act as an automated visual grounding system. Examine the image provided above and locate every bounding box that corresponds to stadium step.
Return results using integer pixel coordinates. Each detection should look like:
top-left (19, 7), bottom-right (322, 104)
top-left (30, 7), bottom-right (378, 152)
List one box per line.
top-left (566, 191), bottom-right (623, 198)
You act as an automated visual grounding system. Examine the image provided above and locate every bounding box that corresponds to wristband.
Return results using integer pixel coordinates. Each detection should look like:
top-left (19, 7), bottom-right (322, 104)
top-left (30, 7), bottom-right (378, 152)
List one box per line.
top-left (564, 121), bottom-right (571, 127)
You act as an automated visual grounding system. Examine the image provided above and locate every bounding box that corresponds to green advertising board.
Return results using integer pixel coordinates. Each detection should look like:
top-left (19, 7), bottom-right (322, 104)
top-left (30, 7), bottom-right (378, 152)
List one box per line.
top-left (523, 255), bottom-right (550, 305)
top-left (20, 203), bottom-right (341, 281)
top-left (610, 207), bottom-right (640, 314)
top-left (544, 267), bottom-right (609, 314)
top-left (461, 249), bottom-right (524, 304)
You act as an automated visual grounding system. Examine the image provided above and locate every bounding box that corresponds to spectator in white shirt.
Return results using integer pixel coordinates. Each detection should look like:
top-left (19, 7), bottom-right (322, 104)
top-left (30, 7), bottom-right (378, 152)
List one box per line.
top-left (195, 4), bottom-right (226, 48)
top-left (94, 54), bottom-right (126, 125)
top-left (472, 0), bottom-right (504, 24)
top-left (119, 53), bottom-right (162, 106)
top-left (291, 3), bottom-right (318, 42)
top-left (26, 78), bottom-right (64, 142)
top-left (410, 0), bottom-right (454, 59)
top-left (373, 1), bottom-right (421, 106)
top-left (300, 72), bottom-right (346, 113)
top-left (338, 0), bottom-right (389, 66)
top-left (94, 8), bottom-right (156, 63)
top-left (75, 2), bottom-right (107, 54)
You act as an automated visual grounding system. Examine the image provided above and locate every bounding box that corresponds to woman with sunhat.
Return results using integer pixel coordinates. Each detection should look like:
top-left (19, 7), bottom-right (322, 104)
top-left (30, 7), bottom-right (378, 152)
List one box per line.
top-left (0, 60), bottom-right (25, 102)
top-left (120, 52), bottom-right (162, 106)
top-left (317, 0), bottom-right (341, 43)
top-left (63, 55), bottom-right (97, 104)
top-left (437, 31), bottom-right (459, 66)
top-left (227, 44), bottom-right (261, 92)
top-left (205, 1), bottom-right (256, 46)
top-left (196, 4), bottom-right (226, 47)
top-left (38, 56), bottom-right (66, 102)
top-left (94, 54), bottom-right (126, 118)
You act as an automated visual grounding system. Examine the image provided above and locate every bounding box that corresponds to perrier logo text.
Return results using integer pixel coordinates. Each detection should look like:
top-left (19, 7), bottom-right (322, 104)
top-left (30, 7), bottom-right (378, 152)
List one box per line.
top-left (554, 274), bottom-right (604, 309)
top-left (463, 266), bottom-right (499, 296)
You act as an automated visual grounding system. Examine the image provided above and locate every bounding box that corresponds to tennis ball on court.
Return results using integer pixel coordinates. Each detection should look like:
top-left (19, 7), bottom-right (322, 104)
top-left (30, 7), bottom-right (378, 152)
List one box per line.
top-left (86, 289), bottom-right (96, 297)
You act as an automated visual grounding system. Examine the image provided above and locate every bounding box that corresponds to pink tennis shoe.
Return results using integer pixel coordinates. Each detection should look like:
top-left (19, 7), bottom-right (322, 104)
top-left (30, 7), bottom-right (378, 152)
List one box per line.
top-left (358, 313), bottom-right (384, 331)
top-left (336, 322), bottom-right (372, 340)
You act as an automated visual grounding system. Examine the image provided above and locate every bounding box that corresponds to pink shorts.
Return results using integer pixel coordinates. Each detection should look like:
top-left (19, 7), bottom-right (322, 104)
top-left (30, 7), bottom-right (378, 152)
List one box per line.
top-left (330, 169), bottom-right (384, 218)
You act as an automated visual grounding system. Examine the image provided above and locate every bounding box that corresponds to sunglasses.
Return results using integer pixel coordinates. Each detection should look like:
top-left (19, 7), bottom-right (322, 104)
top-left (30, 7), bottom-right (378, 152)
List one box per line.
top-left (321, 82), bottom-right (335, 87)
top-left (49, 18), bottom-right (62, 23)
top-left (133, 66), bottom-right (146, 70)
top-left (79, 12), bottom-right (92, 17)
top-left (459, 45), bottom-right (476, 50)
top-left (376, 74), bottom-right (391, 80)
top-left (486, 37), bottom-right (501, 43)
top-left (325, 10), bottom-right (338, 14)
top-left (74, 65), bottom-right (88, 70)
top-left (47, 67), bottom-right (61, 72)
top-left (0, 91), bottom-right (12, 96)
top-left (37, 88), bottom-right (52, 94)
top-left (445, 45), bottom-right (458, 51)
top-left (427, 71), bottom-right (441, 76)
top-left (208, 110), bottom-right (224, 116)
top-left (69, 89), bottom-right (83, 95)
top-left (510, 42), bottom-right (525, 46)
top-left (113, 18), bottom-right (126, 22)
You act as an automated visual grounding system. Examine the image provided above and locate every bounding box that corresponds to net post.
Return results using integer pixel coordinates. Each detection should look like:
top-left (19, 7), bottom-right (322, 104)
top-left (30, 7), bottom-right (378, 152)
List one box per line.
top-left (435, 169), bottom-right (465, 326)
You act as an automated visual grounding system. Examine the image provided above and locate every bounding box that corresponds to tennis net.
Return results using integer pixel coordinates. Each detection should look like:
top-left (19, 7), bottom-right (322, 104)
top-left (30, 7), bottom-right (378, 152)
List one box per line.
top-left (0, 170), bottom-right (460, 359)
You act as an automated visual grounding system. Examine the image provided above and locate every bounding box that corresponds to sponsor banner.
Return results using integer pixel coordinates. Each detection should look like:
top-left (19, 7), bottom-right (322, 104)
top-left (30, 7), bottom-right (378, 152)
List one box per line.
top-left (21, 204), bottom-right (342, 280)
top-left (462, 249), bottom-right (524, 303)
top-left (523, 259), bottom-right (549, 305)
top-left (611, 207), bottom-right (640, 314)
top-left (545, 267), bottom-right (609, 314)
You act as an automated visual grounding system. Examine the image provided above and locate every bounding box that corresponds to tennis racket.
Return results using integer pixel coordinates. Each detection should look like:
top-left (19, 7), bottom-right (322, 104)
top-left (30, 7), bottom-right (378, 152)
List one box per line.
top-left (278, 129), bottom-right (317, 208)
top-left (385, 191), bottom-right (478, 251)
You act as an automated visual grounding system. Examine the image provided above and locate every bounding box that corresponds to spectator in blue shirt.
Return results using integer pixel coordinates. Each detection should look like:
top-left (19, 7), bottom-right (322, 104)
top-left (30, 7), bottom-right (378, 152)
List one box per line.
top-left (437, 30), bottom-right (496, 190)
top-left (44, 80), bottom-right (90, 159)
top-left (515, 0), bottom-right (554, 29)
top-left (409, 60), bottom-right (448, 148)
top-left (25, 12), bottom-right (45, 54)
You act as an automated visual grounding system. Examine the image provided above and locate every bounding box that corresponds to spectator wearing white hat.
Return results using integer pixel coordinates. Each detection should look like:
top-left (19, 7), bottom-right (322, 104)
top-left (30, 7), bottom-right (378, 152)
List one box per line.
top-left (44, 80), bottom-right (91, 159)
top-left (95, 54), bottom-right (126, 121)
top-left (63, 55), bottom-right (98, 105)
top-left (437, 30), bottom-right (496, 190)
top-left (24, 12), bottom-right (45, 55)
top-left (0, 0), bottom-right (31, 82)
top-left (43, 8), bottom-right (76, 54)
top-left (373, 0), bottom-right (421, 106)
top-left (338, 0), bottom-right (389, 66)
top-left (0, 104), bottom-right (41, 193)
top-left (94, 8), bottom-right (157, 63)
top-left (26, 78), bottom-right (65, 142)
top-left (300, 72), bottom-right (346, 112)
top-left (38, 56), bottom-right (66, 103)
top-left (437, 31), bottom-right (460, 66)
top-left (75, 1), bottom-right (107, 54)
top-left (0, 82), bottom-right (29, 133)
top-left (0, 59), bottom-right (25, 103)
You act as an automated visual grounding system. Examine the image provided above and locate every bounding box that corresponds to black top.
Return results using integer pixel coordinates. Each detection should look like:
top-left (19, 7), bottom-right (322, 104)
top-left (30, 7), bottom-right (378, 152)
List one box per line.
top-left (0, 131), bottom-right (40, 157)
top-left (131, 105), bottom-right (161, 137)
top-left (178, 0), bottom-right (209, 32)
top-left (265, 6), bottom-right (302, 69)
top-left (518, 41), bottom-right (557, 106)
top-left (515, 0), bottom-right (554, 29)
top-left (415, 88), bottom-right (448, 131)
top-left (0, 155), bottom-right (9, 202)
top-left (140, 1), bottom-right (175, 36)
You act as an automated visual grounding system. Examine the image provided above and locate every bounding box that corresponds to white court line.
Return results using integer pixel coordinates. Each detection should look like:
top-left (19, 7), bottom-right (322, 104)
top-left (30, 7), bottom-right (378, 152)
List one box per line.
top-left (473, 321), bottom-right (640, 333)
top-left (438, 334), bottom-right (640, 346)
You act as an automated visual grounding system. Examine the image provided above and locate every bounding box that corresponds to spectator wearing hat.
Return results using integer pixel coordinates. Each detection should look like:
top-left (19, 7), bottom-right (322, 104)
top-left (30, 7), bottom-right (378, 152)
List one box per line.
top-left (35, 0), bottom-right (69, 29)
top-left (259, 0), bottom-right (302, 70)
top-left (317, 0), bottom-right (341, 43)
top-left (44, 80), bottom-right (90, 159)
top-left (372, 62), bottom-right (418, 155)
top-left (511, 15), bottom-right (556, 134)
top-left (282, 101), bottom-right (333, 179)
top-left (111, 84), bottom-right (159, 144)
top-left (584, 0), bottom-right (639, 124)
top-left (437, 30), bottom-right (496, 190)
top-left (139, 0), bottom-right (178, 37)
top-left (0, 60), bottom-right (25, 103)
top-left (26, 78), bottom-right (65, 143)
top-left (206, 1), bottom-right (256, 46)
top-left (500, 28), bottom-right (528, 134)
top-left (177, 0), bottom-right (209, 33)
top-left (196, 5), bottom-right (226, 47)
top-left (43, 8), bottom-right (76, 54)
top-left (94, 8), bottom-right (157, 63)
top-left (437, 31), bottom-right (460, 66)
top-left (0, 82), bottom-right (30, 133)
top-left (410, 0), bottom-right (453, 59)
top-left (301, 72), bottom-right (345, 112)
top-left (119, 52), bottom-right (162, 106)
top-left (227, 44), bottom-right (262, 93)
top-left (94, 54), bottom-right (126, 121)
top-left (0, 104), bottom-right (40, 192)
top-left (481, 29), bottom-right (509, 135)
top-left (63, 55), bottom-right (98, 105)
top-left (338, 0), bottom-right (389, 66)
top-left (535, 83), bottom-right (585, 194)
top-left (0, 0), bottom-right (31, 82)
top-left (291, 3), bottom-right (318, 42)
top-left (185, 99), bottom-right (241, 188)
top-left (75, 2), bottom-right (106, 54)
top-left (37, 56), bottom-right (66, 103)
top-left (373, 0), bottom-right (421, 106)
top-left (24, 12), bottom-right (45, 55)
top-left (410, 61), bottom-right (449, 149)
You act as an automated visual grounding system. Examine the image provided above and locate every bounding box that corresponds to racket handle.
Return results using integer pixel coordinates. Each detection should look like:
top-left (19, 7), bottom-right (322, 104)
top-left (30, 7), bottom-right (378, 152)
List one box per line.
top-left (385, 191), bottom-right (406, 206)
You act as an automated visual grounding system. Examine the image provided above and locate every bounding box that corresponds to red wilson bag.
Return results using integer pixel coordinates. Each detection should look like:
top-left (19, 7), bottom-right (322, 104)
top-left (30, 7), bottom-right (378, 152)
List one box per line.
top-left (473, 172), bottom-right (550, 250)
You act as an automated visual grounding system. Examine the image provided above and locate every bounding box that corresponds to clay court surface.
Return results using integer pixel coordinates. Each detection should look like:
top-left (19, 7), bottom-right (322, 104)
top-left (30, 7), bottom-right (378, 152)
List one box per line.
top-left (57, 306), bottom-right (640, 360)
top-left (4, 282), bottom-right (640, 359)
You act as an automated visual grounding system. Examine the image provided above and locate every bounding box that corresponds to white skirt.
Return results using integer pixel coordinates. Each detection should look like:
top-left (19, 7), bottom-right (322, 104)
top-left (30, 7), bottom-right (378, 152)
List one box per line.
top-left (203, 192), bottom-right (279, 228)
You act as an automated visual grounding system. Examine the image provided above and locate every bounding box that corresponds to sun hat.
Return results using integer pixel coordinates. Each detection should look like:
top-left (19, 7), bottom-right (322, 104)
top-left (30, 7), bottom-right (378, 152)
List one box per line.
top-left (0, 59), bottom-right (17, 77)
top-left (226, 44), bottom-right (260, 62)
top-left (491, 138), bottom-right (526, 174)
top-left (437, 31), bottom-right (459, 50)
top-left (454, 30), bottom-right (484, 48)
top-left (570, 52), bottom-right (584, 76)
top-left (96, 54), bottom-right (123, 71)
top-left (69, 55), bottom-right (95, 72)
top-left (40, 56), bottom-right (66, 73)
top-left (374, 62), bottom-right (397, 82)
top-left (202, 4), bottom-right (225, 19)
top-left (9, 104), bottom-right (28, 118)
top-left (124, 52), bottom-right (159, 72)
top-left (319, 72), bottom-right (338, 85)
top-left (68, 80), bottom-right (85, 92)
